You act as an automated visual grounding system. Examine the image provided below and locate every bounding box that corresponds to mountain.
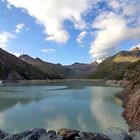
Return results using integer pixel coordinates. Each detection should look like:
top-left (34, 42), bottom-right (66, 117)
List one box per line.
top-left (90, 50), bottom-right (140, 81)
top-left (0, 48), bottom-right (49, 81)
top-left (19, 54), bottom-right (67, 79)
top-left (64, 62), bottom-right (97, 78)
top-left (19, 55), bottom-right (97, 79)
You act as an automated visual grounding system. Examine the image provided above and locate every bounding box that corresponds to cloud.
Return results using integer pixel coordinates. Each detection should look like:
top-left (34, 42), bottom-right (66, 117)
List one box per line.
top-left (123, 2), bottom-right (140, 16)
top-left (108, 0), bottom-right (121, 9)
top-left (0, 31), bottom-right (15, 49)
top-left (6, 0), bottom-right (93, 43)
top-left (14, 23), bottom-right (26, 33)
top-left (90, 11), bottom-right (140, 59)
top-left (41, 48), bottom-right (55, 54)
top-left (14, 53), bottom-right (21, 57)
top-left (77, 31), bottom-right (87, 44)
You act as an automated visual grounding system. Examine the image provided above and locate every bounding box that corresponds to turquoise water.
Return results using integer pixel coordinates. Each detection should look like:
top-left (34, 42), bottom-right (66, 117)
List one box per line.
top-left (0, 82), bottom-right (127, 133)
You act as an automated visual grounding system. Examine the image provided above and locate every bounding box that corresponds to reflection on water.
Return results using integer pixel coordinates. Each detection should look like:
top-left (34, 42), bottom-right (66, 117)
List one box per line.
top-left (0, 82), bottom-right (128, 133)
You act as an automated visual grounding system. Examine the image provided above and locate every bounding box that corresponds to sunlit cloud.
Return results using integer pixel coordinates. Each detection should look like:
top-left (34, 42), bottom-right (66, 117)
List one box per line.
top-left (14, 23), bottom-right (26, 33)
top-left (77, 31), bottom-right (87, 44)
top-left (6, 0), bottom-right (94, 43)
top-left (41, 48), bottom-right (55, 54)
top-left (90, 11), bottom-right (140, 59)
top-left (0, 31), bottom-right (15, 49)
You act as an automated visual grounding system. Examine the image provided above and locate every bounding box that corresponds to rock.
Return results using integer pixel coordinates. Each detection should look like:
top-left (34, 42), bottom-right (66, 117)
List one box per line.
top-left (57, 128), bottom-right (79, 140)
top-left (106, 127), bottom-right (130, 140)
top-left (0, 129), bottom-right (9, 139)
top-left (46, 135), bottom-right (63, 140)
top-left (130, 131), bottom-right (140, 140)
top-left (3, 128), bottom-right (46, 140)
top-left (46, 130), bottom-right (63, 140)
top-left (47, 130), bottom-right (57, 137)
top-left (78, 131), bottom-right (110, 140)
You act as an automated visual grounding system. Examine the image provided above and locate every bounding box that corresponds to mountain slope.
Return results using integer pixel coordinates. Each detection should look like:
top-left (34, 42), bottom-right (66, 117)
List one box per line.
top-left (0, 48), bottom-right (49, 81)
top-left (90, 51), bottom-right (140, 81)
top-left (19, 54), bottom-right (73, 79)
top-left (19, 55), bottom-right (97, 79)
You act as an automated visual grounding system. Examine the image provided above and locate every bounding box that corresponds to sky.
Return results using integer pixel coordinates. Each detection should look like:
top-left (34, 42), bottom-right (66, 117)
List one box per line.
top-left (0, 0), bottom-right (140, 65)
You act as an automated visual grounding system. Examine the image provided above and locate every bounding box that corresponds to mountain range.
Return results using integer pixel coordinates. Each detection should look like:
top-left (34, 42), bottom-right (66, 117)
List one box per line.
top-left (0, 48), bottom-right (97, 81)
top-left (0, 48), bottom-right (140, 82)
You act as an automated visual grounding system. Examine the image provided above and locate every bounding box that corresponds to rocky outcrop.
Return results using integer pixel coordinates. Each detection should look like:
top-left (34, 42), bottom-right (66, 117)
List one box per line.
top-left (118, 83), bottom-right (140, 132)
top-left (0, 127), bottom-right (137, 140)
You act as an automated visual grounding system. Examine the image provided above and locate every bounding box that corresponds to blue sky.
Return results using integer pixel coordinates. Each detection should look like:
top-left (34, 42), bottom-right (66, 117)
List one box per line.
top-left (0, 0), bottom-right (140, 65)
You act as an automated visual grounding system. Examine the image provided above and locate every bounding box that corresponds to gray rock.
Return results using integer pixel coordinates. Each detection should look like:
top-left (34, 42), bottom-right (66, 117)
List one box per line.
top-left (46, 135), bottom-right (63, 140)
top-left (47, 130), bottom-right (56, 137)
top-left (3, 128), bottom-right (46, 140)
top-left (78, 131), bottom-right (110, 140)
top-left (0, 129), bottom-right (9, 140)
top-left (130, 131), bottom-right (140, 140)
top-left (46, 130), bottom-right (62, 140)
top-left (106, 127), bottom-right (130, 140)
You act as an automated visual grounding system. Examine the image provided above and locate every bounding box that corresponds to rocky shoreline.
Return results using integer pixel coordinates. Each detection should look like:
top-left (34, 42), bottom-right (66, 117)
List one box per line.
top-left (117, 82), bottom-right (140, 133)
top-left (1, 127), bottom-right (140, 140)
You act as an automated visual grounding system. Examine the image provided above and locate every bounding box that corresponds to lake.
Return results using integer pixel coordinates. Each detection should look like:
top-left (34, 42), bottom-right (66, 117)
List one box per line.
top-left (0, 81), bottom-right (128, 134)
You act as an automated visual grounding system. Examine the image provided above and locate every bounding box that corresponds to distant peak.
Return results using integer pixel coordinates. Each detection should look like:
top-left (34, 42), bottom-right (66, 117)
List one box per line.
top-left (35, 57), bottom-right (43, 62)
top-left (19, 54), bottom-right (31, 58)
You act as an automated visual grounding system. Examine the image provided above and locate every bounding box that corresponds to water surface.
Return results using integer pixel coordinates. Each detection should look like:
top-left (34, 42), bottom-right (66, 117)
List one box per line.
top-left (0, 81), bottom-right (127, 133)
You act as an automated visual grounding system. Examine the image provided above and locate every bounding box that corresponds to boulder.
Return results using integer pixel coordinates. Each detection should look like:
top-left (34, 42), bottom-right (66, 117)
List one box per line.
top-left (106, 127), bottom-right (130, 140)
top-left (77, 131), bottom-right (110, 140)
top-left (46, 130), bottom-right (63, 140)
top-left (57, 128), bottom-right (79, 140)
top-left (0, 129), bottom-right (9, 140)
top-left (3, 128), bottom-right (46, 140)
top-left (130, 131), bottom-right (140, 140)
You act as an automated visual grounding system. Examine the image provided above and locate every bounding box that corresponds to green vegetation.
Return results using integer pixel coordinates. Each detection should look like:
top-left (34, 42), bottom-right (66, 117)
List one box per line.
top-left (90, 51), bottom-right (140, 82)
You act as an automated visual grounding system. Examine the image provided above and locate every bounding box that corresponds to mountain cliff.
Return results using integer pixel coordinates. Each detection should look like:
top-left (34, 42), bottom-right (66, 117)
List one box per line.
top-left (90, 50), bottom-right (140, 81)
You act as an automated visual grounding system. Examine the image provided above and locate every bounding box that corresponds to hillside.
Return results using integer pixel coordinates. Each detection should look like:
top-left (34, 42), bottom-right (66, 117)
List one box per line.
top-left (19, 54), bottom-right (67, 79)
top-left (90, 51), bottom-right (140, 81)
top-left (0, 49), bottom-right (49, 81)
top-left (19, 55), bottom-right (97, 79)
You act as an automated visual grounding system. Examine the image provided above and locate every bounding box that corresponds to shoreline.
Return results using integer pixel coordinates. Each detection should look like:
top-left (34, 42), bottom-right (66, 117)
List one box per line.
top-left (117, 82), bottom-right (140, 133)
top-left (0, 127), bottom-right (134, 140)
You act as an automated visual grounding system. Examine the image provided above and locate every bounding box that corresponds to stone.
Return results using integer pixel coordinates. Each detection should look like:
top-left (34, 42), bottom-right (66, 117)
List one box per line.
top-left (78, 131), bottom-right (110, 140)
top-left (57, 128), bottom-right (79, 140)
top-left (0, 129), bottom-right (9, 140)
top-left (3, 128), bottom-right (47, 140)
top-left (47, 130), bottom-right (57, 137)
top-left (130, 131), bottom-right (140, 140)
top-left (106, 127), bottom-right (130, 140)
top-left (46, 130), bottom-right (63, 140)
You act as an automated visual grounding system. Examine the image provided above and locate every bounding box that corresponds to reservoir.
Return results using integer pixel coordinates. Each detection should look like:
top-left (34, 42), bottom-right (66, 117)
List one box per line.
top-left (0, 81), bottom-right (128, 133)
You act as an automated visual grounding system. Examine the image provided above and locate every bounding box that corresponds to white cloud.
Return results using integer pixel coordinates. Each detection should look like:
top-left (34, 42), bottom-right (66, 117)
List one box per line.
top-left (90, 12), bottom-right (140, 59)
top-left (14, 53), bottom-right (21, 57)
top-left (14, 23), bottom-right (26, 33)
top-left (6, 0), bottom-right (93, 43)
top-left (76, 31), bottom-right (87, 44)
top-left (0, 31), bottom-right (15, 49)
top-left (123, 3), bottom-right (139, 16)
top-left (41, 48), bottom-right (55, 54)
top-left (108, 0), bottom-right (121, 9)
